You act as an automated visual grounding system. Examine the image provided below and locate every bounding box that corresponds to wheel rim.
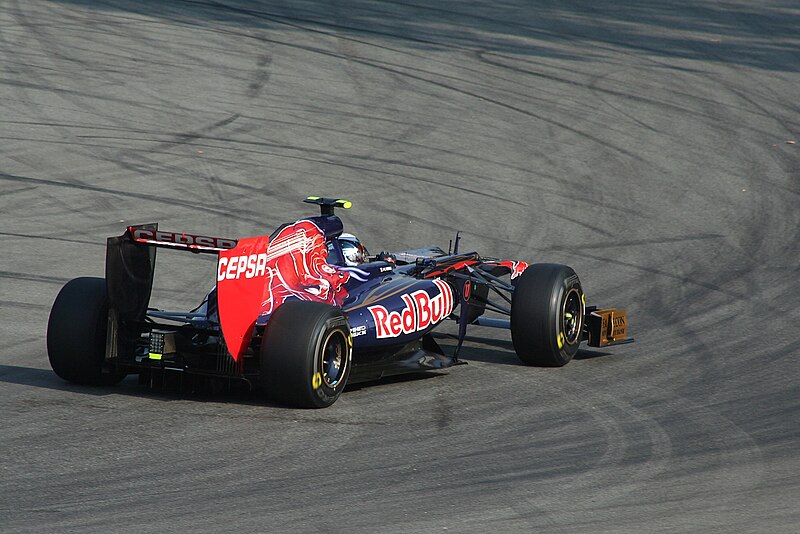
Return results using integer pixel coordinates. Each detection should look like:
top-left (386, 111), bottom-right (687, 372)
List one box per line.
top-left (320, 329), bottom-right (348, 388)
top-left (561, 288), bottom-right (583, 346)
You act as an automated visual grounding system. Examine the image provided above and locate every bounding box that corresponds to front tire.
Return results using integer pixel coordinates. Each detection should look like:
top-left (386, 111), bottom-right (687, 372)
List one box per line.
top-left (260, 300), bottom-right (352, 408)
top-left (47, 277), bottom-right (121, 385)
top-left (511, 264), bottom-right (584, 366)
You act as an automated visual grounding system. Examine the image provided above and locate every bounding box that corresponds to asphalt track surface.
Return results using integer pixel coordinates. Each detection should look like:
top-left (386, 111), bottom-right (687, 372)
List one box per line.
top-left (1, 1), bottom-right (799, 532)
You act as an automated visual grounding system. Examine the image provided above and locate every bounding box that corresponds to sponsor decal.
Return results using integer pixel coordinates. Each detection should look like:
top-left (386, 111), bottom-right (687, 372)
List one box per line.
top-left (599, 311), bottom-right (627, 342)
top-left (350, 325), bottom-right (367, 337)
top-left (131, 228), bottom-right (237, 250)
top-left (611, 315), bottom-right (627, 338)
top-left (367, 279), bottom-right (454, 339)
top-left (217, 253), bottom-right (269, 281)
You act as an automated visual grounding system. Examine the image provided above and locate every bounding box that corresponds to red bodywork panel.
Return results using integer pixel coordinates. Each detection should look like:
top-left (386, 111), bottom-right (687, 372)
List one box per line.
top-left (216, 235), bottom-right (271, 361)
top-left (492, 260), bottom-right (529, 280)
top-left (423, 258), bottom-right (528, 280)
top-left (422, 259), bottom-right (481, 278)
top-left (215, 220), bottom-right (351, 361)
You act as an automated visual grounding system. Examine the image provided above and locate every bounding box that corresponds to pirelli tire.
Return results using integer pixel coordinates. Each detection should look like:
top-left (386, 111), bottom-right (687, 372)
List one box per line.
top-left (47, 277), bottom-right (123, 385)
top-left (510, 264), bottom-right (585, 367)
top-left (260, 300), bottom-right (352, 408)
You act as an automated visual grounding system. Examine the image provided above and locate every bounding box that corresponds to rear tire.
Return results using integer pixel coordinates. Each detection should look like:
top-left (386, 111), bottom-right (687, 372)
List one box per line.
top-left (47, 277), bottom-right (121, 385)
top-left (511, 264), bottom-right (584, 366)
top-left (260, 300), bottom-right (352, 408)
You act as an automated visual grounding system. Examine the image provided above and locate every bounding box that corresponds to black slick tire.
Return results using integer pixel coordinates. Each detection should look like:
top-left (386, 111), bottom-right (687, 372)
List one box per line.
top-left (510, 264), bottom-right (585, 367)
top-left (47, 277), bottom-right (121, 385)
top-left (260, 300), bottom-right (352, 408)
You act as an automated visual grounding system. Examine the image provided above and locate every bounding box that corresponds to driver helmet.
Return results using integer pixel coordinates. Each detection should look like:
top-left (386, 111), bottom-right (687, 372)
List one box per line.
top-left (339, 233), bottom-right (368, 266)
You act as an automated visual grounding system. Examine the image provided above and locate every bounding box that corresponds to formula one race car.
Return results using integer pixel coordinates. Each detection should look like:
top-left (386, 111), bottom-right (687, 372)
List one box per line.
top-left (47, 197), bottom-right (632, 408)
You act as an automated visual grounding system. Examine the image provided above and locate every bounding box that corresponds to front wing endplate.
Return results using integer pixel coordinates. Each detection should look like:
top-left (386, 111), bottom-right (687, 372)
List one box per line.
top-left (585, 308), bottom-right (633, 348)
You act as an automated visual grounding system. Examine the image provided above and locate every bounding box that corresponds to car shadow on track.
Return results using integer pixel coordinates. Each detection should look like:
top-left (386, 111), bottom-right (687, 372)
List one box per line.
top-left (344, 372), bottom-right (443, 393)
top-left (0, 364), bottom-right (109, 393)
top-left (0, 363), bottom-right (447, 407)
top-left (0, 363), bottom-right (278, 406)
top-left (430, 333), bottom-right (613, 366)
top-left (0, 338), bottom-right (615, 407)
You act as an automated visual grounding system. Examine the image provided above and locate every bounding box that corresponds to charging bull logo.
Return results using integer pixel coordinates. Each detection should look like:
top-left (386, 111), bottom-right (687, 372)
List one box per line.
top-left (367, 279), bottom-right (454, 339)
top-left (496, 260), bottom-right (528, 280)
top-left (258, 220), bottom-right (350, 316)
top-left (216, 220), bottom-right (349, 360)
top-left (216, 220), bottom-right (350, 314)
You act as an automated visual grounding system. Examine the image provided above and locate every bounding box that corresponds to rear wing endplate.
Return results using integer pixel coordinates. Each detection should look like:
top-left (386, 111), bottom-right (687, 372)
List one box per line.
top-left (105, 224), bottom-right (237, 325)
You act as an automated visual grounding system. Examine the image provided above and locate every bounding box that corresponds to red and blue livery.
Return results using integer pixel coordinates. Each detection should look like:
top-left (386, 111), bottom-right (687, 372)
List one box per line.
top-left (46, 197), bottom-right (632, 408)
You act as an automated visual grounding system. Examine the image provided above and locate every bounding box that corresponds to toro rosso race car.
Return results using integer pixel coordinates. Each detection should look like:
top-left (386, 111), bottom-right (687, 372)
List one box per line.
top-left (47, 197), bottom-right (632, 408)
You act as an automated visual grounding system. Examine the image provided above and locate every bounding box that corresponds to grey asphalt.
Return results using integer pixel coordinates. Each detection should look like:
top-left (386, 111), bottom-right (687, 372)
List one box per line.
top-left (1, 1), bottom-right (798, 532)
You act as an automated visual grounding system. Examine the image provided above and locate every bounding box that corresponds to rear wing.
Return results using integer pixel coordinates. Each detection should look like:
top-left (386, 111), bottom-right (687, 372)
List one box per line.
top-left (127, 226), bottom-right (237, 253)
top-left (105, 224), bottom-right (237, 326)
